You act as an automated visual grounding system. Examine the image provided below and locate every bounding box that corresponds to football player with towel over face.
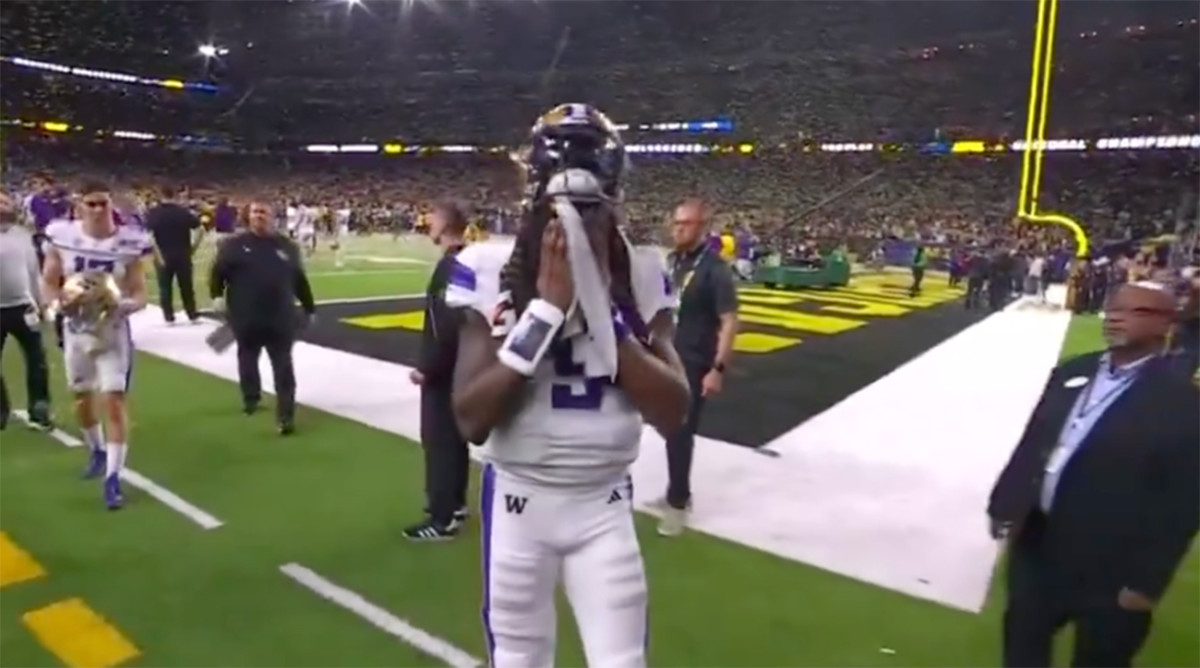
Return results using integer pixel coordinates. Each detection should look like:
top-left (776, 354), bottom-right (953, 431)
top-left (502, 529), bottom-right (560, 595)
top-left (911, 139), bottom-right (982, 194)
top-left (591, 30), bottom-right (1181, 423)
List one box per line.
top-left (447, 104), bottom-right (690, 668)
top-left (41, 180), bottom-right (152, 510)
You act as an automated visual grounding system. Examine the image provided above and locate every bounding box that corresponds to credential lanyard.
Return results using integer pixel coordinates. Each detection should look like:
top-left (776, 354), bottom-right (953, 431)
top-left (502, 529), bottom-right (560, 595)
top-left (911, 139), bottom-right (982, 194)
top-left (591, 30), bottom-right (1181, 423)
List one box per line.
top-left (1046, 364), bottom-right (1144, 479)
top-left (1068, 359), bottom-right (1150, 425)
top-left (671, 249), bottom-right (703, 297)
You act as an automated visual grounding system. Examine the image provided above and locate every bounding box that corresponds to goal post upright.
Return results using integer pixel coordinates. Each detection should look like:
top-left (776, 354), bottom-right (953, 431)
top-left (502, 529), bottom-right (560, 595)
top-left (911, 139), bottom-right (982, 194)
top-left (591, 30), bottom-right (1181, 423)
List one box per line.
top-left (1017, 0), bottom-right (1091, 258)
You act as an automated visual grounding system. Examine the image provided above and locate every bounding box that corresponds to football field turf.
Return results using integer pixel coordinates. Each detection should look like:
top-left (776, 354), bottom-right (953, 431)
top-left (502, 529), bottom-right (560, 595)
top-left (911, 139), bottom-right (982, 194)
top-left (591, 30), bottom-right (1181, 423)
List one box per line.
top-left (1, 236), bottom-right (1196, 667)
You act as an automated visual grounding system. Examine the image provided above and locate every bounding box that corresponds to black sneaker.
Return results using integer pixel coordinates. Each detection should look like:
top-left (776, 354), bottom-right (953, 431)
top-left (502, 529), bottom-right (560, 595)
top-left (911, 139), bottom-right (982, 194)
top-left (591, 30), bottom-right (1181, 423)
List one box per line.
top-left (403, 518), bottom-right (460, 542)
top-left (243, 400), bottom-right (259, 416)
top-left (27, 402), bottom-right (53, 431)
top-left (278, 418), bottom-right (295, 436)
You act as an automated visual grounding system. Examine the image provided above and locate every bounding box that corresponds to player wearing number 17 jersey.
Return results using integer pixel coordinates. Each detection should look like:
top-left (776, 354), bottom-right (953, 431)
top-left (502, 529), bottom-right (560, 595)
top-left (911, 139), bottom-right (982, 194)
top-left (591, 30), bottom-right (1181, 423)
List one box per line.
top-left (448, 104), bottom-right (690, 668)
top-left (41, 181), bottom-right (152, 510)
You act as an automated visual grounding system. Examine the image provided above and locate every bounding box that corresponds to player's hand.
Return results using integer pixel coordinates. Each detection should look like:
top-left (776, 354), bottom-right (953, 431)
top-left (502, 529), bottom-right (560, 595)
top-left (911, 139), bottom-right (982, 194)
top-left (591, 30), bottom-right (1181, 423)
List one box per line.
top-left (537, 219), bottom-right (574, 312)
top-left (1117, 587), bottom-right (1155, 611)
top-left (117, 297), bottom-right (143, 315)
top-left (409, 370), bottom-right (424, 386)
top-left (700, 368), bottom-right (723, 397)
top-left (23, 305), bottom-right (42, 328)
top-left (212, 297), bottom-right (227, 315)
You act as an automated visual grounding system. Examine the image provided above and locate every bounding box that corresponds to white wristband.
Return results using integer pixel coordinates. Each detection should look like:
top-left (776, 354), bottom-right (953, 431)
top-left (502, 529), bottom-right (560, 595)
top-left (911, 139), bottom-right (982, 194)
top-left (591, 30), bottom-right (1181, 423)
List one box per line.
top-left (497, 298), bottom-right (566, 376)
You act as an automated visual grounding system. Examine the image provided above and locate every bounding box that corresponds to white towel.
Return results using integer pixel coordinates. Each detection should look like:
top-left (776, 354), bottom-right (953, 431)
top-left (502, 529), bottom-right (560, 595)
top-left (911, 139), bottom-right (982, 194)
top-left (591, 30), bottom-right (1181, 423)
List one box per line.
top-left (553, 195), bottom-right (618, 380)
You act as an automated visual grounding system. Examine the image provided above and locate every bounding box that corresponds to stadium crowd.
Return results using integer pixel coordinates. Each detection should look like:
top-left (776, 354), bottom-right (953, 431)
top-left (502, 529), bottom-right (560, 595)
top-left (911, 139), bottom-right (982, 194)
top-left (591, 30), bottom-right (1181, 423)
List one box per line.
top-left (3, 2), bottom-right (1196, 142)
top-left (3, 140), bottom-right (1196, 261)
top-left (1, 2), bottom-right (1198, 666)
top-left (1, 1), bottom-right (1196, 268)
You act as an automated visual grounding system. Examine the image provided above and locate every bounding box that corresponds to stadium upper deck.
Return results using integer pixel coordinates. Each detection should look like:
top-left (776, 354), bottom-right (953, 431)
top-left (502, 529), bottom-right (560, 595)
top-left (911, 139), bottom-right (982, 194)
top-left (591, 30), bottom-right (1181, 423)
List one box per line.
top-left (1, 0), bottom-right (1196, 144)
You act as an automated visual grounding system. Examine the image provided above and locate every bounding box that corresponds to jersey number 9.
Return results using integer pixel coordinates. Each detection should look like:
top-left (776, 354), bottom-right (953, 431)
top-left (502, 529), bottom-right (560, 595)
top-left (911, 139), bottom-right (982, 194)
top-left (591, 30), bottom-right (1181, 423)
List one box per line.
top-left (549, 340), bottom-right (608, 410)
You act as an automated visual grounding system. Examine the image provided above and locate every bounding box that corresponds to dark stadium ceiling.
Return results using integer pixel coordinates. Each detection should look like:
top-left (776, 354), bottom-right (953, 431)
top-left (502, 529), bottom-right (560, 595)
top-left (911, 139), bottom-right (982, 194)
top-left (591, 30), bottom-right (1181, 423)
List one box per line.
top-left (3, 0), bottom-right (1194, 85)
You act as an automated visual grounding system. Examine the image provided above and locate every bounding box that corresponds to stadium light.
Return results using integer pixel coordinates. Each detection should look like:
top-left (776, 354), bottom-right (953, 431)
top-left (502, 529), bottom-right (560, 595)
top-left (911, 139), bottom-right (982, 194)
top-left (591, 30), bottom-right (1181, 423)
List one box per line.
top-left (198, 44), bottom-right (229, 58)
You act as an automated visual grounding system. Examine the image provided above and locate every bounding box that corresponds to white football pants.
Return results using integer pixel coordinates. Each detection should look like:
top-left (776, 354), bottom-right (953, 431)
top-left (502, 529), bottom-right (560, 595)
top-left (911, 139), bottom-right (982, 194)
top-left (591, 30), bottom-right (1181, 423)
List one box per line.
top-left (480, 464), bottom-right (648, 668)
top-left (63, 320), bottom-right (133, 393)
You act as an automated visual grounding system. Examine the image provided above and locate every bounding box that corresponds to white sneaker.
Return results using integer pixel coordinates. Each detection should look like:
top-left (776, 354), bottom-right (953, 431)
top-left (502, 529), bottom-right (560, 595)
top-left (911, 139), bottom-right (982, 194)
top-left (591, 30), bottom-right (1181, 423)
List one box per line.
top-left (657, 506), bottom-right (687, 537)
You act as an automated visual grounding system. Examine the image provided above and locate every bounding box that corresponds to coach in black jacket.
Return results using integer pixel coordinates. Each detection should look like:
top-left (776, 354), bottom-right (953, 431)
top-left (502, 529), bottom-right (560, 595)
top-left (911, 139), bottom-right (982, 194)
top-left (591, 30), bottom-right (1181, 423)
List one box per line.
top-left (210, 202), bottom-right (315, 435)
top-left (988, 282), bottom-right (1199, 668)
top-left (403, 202), bottom-right (470, 542)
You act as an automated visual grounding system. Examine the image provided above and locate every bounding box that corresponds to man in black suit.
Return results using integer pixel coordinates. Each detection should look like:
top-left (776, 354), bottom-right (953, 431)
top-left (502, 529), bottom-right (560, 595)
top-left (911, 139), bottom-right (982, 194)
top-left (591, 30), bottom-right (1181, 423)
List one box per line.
top-left (988, 248), bottom-right (1015, 311)
top-left (403, 201), bottom-right (470, 542)
top-left (965, 250), bottom-right (990, 310)
top-left (988, 281), bottom-right (1199, 668)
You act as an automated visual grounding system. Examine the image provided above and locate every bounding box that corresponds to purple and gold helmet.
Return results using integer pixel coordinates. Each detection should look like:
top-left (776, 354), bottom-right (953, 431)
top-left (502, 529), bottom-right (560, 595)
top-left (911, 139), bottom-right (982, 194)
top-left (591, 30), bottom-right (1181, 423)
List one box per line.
top-left (519, 103), bottom-right (627, 204)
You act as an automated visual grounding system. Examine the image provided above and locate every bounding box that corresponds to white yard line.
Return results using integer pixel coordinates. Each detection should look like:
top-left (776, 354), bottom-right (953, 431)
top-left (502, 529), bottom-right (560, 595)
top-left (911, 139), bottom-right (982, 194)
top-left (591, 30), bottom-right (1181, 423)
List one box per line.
top-left (12, 410), bottom-right (224, 530)
top-left (314, 293), bottom-right (427, 306)
top-left (280, 562), bottom-right (482, 668)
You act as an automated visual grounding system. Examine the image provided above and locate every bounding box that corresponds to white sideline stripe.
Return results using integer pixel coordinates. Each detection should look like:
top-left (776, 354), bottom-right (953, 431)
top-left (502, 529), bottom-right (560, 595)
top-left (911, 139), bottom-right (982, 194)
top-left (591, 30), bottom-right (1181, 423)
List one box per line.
top-left (315, 293), bottom-right (426, 305)
top-left (129, 301), bottom-right (1067, 611)
top-left (746, 295), bottom-right (1071, 611)
top-left (11, 410), bottom-right (224, 530)
top-left (280, 562), bottom-right (482, 668)
top-left (308, 269), bottom-right (425, 278)
top-left (344, 255), bottom-right (432, 265)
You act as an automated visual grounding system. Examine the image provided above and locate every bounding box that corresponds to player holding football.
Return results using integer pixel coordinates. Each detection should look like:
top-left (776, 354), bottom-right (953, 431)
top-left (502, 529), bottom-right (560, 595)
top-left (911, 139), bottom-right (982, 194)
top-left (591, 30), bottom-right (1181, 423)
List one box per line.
top-left (448, 104), bottom-right (690, 668)
top-left (42, 180), bottom-right (152, 510)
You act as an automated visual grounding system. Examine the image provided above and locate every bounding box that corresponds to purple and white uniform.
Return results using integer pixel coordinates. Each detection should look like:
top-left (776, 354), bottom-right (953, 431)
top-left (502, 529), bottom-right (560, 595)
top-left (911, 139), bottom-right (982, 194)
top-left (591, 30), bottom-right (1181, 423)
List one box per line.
top-left (46, 220), bottom-right (152, 393)
top-left (445, 238), bottom-right (674, 668)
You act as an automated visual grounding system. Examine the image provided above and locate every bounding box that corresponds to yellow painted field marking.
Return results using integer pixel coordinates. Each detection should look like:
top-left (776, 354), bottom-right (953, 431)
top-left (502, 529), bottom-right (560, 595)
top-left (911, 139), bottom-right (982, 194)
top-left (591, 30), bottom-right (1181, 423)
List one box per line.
top-left (340, 277), bottom-right (967, 356)
top-left (830, 286), bottom-right (961, 308)
top-left (733, 332), bottom-right (801, 354)
top-left (731, 289), bottom-right (804, 306)
top-left (0, 531), bottom-right (46, 589)
top-left (737, 304), bottom-right (865, 336)
top-left (342, 311), bottom-right (424, 331)
top-left (742, 292), bottom-right (913, 318)
top-left (23, 598), bottom-right (140, 668)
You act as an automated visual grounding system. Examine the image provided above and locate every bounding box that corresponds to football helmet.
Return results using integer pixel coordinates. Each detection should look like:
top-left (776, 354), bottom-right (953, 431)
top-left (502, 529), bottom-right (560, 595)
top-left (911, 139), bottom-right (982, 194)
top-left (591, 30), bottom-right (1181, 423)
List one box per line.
top-left (519, 103), bottom-right (627, 204)
top-left (60, 271), bottom-right (121, 326)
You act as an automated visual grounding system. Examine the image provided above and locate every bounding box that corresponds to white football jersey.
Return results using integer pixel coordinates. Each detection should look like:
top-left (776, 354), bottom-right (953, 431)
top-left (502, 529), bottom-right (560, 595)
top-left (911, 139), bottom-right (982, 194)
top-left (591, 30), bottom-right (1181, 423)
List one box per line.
top-left (299, 206), bottom-right (318, 233)
top-left (45, 220), bottom-right (152, 332)
top-left (446, 238), bottom-right (675, 486)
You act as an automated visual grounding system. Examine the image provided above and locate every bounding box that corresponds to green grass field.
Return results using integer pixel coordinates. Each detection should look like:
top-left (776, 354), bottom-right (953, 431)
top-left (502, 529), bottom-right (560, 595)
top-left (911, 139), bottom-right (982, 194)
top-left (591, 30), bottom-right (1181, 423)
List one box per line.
top-left (1, 236), bottom-right (1196, 667)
